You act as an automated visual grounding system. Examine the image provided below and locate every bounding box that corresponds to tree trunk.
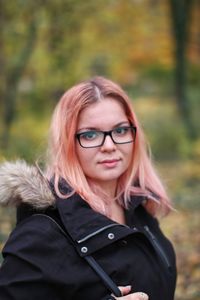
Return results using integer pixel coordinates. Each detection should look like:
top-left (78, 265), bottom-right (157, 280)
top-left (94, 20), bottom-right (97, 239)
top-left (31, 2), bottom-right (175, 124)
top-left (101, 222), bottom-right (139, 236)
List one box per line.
top-left (169, 0), bottom-right (197, 140)
top-left (1, 9), bottom-right (38, 149)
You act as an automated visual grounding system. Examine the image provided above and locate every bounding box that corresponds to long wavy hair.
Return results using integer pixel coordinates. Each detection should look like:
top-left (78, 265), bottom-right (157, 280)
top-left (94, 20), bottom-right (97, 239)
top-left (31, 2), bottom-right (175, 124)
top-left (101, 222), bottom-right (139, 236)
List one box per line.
top-left (46, 76), bottom-right (171, 217)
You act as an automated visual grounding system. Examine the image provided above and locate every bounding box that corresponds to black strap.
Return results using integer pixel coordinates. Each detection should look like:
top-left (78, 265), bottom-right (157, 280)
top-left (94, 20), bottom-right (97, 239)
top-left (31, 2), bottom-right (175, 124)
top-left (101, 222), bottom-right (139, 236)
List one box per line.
top-left (85, 256), bottom-right (122, 297)
top-left (34, 213), bottom-right (122, 297)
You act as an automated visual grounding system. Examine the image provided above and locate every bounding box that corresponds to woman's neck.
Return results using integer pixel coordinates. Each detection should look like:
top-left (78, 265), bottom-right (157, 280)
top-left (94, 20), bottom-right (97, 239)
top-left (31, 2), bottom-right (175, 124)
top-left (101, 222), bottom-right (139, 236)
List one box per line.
top-left (88, 178), bottom-right (117, 199)
top-left (109, 200), bottom-right (126, 225)
top-left (88, 178), bottom-right (125, 224)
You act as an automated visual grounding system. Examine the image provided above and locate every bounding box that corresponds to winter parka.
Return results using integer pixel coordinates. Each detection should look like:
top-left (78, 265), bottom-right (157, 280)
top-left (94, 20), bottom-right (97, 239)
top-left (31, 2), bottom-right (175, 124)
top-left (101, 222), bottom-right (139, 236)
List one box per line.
top-left (0, 161), bottom-right (177, 300)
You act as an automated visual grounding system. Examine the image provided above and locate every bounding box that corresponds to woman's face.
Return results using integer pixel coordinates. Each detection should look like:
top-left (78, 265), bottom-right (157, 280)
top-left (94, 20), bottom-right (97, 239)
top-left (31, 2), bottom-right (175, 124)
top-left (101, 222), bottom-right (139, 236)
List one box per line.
top-left (76, 97), bottom-right (134, 193)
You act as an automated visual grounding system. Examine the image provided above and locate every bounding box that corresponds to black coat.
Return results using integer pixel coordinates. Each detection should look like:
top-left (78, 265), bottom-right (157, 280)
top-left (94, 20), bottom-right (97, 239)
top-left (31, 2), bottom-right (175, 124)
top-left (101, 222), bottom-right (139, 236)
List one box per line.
top-left (0, 188), bottom-right (176, 300)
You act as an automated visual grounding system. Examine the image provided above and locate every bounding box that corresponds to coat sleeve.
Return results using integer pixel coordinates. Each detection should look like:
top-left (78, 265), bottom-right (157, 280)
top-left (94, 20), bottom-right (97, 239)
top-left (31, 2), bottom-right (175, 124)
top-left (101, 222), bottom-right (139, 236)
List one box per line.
top-left (0, 215), bottom-right (70, 300)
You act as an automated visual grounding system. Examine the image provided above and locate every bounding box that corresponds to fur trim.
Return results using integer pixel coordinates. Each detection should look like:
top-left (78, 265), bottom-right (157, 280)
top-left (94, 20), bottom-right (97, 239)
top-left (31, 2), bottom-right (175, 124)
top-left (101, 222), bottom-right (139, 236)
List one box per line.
top-left (0, 160), bottom-right (55, 208)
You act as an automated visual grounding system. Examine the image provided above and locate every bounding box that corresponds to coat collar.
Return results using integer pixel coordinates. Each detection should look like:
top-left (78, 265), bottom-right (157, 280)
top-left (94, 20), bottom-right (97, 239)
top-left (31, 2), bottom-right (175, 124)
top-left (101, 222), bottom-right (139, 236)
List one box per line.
top-left (53, 179), bottom-right (146, 244)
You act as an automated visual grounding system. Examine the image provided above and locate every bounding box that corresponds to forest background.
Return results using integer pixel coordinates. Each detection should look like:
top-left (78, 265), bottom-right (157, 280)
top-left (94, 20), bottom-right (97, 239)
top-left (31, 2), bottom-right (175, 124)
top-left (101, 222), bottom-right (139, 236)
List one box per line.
top-left (0, 0), bottom-right (200, 299)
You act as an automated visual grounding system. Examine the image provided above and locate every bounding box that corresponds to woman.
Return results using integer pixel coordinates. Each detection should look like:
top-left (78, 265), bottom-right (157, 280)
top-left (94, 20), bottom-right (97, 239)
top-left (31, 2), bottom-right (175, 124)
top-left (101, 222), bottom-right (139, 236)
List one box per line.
top-left (0, 76), bottom-right (176, 299)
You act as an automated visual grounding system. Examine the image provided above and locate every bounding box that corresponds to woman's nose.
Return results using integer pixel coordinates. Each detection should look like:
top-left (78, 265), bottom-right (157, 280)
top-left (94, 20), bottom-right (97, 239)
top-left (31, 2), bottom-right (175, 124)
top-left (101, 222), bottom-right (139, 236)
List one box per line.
top-left (100, 135), bottom-right (117, 152)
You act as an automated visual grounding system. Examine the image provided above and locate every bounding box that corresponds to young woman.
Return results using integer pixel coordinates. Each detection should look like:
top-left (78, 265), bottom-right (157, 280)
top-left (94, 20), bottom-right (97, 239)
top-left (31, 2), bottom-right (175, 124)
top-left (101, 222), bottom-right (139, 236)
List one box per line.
top-left (0, 76), bottom-right (176, 299)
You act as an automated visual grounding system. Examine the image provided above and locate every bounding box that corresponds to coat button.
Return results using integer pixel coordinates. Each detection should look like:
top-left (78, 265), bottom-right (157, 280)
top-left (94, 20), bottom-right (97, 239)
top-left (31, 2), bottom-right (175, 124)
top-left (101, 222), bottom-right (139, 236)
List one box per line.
top-left (81, 246), bottom-right (88, 253)
top-left (108, 233), bottom-right (115, 240)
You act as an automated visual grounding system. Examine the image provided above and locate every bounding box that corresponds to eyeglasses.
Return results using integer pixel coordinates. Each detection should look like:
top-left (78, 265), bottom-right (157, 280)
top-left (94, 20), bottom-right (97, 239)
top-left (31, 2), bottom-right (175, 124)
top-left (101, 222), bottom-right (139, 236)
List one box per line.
top-left (76, 126), bottom-right (136, 148)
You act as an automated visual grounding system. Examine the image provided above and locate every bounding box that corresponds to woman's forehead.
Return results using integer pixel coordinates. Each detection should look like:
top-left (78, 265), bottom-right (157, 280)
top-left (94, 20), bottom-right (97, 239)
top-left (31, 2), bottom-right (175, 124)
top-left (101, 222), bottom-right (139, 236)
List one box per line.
top-left (77, 98), bottom-right (128, 130)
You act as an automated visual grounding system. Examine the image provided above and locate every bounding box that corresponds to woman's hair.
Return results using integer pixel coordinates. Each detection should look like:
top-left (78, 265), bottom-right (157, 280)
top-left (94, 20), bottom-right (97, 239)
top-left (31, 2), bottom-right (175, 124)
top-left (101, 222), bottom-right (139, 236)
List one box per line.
top-left (46, 76), bottom-right (171, 217)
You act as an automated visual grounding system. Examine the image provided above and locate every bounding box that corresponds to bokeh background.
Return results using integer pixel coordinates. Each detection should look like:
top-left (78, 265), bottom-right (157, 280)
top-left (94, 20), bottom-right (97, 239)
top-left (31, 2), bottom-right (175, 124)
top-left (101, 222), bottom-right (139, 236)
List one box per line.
top-left (0, 1), bottom-right (200, 299)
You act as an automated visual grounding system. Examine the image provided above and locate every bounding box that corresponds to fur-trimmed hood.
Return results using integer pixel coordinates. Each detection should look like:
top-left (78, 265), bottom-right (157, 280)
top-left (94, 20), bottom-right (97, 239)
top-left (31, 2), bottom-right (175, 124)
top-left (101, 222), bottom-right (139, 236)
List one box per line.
top-left (0, 160), bottom-right (55, 209)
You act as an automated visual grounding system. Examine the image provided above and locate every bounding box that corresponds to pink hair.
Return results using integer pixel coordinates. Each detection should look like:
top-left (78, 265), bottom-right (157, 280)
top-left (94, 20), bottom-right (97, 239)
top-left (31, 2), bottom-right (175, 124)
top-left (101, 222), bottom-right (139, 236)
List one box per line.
top-left (46, 76), bottom-right (171, 217)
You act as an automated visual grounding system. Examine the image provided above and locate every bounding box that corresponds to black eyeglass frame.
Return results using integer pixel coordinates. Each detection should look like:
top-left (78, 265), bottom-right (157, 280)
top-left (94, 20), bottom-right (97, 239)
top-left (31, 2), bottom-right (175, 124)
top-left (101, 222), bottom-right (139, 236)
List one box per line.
top-left (76, 126), bottom-right (137, 148)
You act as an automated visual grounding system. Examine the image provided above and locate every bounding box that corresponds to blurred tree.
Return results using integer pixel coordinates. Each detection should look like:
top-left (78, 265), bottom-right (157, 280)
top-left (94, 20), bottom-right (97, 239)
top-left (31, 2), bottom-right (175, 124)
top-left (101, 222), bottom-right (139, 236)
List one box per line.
top-left (0, 1), bottom-right (38, 149)
top-left (169, 0), bottom-right (197, 140)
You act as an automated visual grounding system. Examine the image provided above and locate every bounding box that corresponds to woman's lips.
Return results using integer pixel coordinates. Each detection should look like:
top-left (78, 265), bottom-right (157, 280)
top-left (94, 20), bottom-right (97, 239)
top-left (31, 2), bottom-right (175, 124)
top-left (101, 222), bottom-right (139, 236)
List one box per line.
top-left (99, 159), bottom-right (120, 168)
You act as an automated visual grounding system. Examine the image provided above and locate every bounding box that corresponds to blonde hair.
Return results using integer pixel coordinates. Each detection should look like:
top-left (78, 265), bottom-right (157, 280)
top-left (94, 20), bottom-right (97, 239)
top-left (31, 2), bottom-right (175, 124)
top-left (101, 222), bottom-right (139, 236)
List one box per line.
top-left (46, 76), bottom-right (171, 217)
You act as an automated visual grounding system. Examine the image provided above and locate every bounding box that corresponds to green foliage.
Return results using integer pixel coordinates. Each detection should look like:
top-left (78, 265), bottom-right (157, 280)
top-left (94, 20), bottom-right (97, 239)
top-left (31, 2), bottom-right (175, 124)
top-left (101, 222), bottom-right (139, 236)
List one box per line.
top-left (132, 95), bottom-right (190, 160)
top-left (1, 113), bottom-right (49, 162)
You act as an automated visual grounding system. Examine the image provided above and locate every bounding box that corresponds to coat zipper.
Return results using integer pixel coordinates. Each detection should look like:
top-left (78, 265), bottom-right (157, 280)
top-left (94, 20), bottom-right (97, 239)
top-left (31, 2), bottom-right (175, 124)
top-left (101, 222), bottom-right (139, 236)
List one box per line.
top-left (77, 224), bottom-right (122, 243)
top-left (143, 225), bottom-right (171, 269)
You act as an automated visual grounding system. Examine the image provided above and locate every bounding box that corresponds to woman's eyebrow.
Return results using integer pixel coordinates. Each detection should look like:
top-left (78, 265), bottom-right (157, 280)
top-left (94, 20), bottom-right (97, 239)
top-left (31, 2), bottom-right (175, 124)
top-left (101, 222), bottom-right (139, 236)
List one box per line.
top-left (77, 122), bottom-right (130, 132)
top-left (76, 127), bottom-right (99, 133)
top-left (113, 121), bottom-right (130, 128)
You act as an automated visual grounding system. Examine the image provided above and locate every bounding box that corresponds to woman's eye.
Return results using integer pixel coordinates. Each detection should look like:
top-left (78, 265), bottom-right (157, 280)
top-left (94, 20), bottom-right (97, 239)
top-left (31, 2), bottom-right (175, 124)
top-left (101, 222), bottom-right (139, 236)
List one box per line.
top-left (114, 127), bottom-right (128, 135)
top-left (81, 131), bottom-right (97, 140)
